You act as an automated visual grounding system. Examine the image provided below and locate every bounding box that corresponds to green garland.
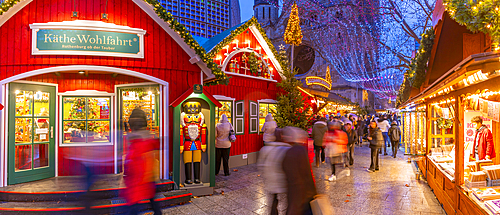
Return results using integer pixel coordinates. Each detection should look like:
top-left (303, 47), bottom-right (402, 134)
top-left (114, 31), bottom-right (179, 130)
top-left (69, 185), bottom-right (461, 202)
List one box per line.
top-left (144, 0), bottom-right (229, 86)
top-left (443, 0), bottom-right (500, 49)
top-left (0, 0), bottom-right (19, 16)
top-left (436, 118), bottom-right (454, 129)
top-left (205, 17), bottom-right (288, 74)
top-left (396, 28), bottom-right (435, 106)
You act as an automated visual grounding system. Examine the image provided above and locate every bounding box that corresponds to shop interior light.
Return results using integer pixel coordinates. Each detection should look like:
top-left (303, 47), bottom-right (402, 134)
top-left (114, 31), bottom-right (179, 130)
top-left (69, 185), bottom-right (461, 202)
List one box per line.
top-left (78, 71), bottom-right (85, 74)
top-left (148, 91), bottom-right (152, 95)
top-left (15, 90), bottom-right (19, 94)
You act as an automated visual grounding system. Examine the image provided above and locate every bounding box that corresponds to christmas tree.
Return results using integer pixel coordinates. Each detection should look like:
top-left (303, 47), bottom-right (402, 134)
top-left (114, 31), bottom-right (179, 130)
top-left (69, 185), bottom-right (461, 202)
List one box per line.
top-left (284, 2), bottom-right (303, 46)
top-left (273, 47), bottom-right (311, 130)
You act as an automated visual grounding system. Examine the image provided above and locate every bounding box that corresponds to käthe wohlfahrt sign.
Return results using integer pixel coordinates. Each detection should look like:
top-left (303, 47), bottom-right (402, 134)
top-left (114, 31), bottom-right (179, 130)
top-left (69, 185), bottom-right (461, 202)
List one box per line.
top-left (30, 20), bottom-right (146, 58)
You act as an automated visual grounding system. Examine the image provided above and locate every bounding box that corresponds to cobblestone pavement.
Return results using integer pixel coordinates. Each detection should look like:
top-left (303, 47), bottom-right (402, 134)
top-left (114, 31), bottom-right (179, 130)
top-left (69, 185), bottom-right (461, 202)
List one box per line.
top-left (161, 144), bottom-right (446, 215)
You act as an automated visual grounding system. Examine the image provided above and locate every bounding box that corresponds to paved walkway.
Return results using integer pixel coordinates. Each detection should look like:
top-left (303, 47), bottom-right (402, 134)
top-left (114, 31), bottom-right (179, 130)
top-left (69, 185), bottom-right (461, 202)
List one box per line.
top-left (161, 144), bottom-right (446, 215)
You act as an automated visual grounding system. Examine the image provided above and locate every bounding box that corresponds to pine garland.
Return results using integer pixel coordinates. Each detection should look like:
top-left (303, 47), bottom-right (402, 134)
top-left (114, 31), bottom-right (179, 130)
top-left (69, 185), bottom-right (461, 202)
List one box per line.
top-left (0, 0), bottom-right (19, 16)
top-left (144, 0), bottom-right (229, 86)
top-left (443, 0), bottom-right (500, 49)
top-left (396, 28), bottom-right (435, 106)
top-left (284, 3), bottom-right (303, 46)
top-left (204, 17), bottom-right (288, 74)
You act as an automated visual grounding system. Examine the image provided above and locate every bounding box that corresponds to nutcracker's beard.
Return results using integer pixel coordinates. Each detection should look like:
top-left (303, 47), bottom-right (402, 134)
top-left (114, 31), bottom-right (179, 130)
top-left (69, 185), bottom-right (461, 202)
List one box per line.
top-left (187, 125), bottom-right (199, 140)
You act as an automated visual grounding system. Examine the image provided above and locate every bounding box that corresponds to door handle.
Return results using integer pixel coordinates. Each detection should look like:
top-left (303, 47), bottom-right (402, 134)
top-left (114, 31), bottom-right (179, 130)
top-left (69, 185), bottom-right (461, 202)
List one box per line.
top-left (50, 126), bottom-right (54, 139)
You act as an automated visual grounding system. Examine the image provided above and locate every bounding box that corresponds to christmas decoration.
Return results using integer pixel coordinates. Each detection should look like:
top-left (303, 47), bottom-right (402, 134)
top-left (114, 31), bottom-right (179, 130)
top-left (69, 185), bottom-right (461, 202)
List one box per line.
top-left (145, 0), bottom-right (229, 86)
top-left (284, 2), bottom-right (303, 46)
top-left (247, 52), bottom-right (259, 75)
top-left (0, 0), bottom-right (19, 15)
top-left (205, 17), bottom-right (287, 73)
top-left (436, 118), bottom-right (454, 129)
top-left (259, 0), bottom-right (435, 100)
top-left (443, 0), bottom-right (500, 49)
top-left (274, 47), bottom-right (312, 130)
top-left (397, 28), bottom-right (436, 106)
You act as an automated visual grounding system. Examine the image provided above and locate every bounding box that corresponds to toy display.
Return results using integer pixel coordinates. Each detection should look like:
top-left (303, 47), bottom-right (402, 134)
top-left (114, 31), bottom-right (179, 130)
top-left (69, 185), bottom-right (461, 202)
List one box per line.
top-left (122, 89), bottom-right (158, 134)
top-left (62, 97), bottom-right (110, 143)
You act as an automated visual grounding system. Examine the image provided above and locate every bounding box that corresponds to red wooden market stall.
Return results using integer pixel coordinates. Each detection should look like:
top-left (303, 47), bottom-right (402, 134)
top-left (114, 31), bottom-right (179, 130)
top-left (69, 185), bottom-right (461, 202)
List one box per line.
top-left (0, 0), bottom-right (221, 187)
top-left (197, 17), bottom-right (285, 167)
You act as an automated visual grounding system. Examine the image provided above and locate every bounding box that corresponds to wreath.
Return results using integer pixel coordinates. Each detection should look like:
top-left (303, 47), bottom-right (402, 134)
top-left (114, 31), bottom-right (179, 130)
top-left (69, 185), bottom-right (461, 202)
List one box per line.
top-left (436, 118), bottom-right (454, 129)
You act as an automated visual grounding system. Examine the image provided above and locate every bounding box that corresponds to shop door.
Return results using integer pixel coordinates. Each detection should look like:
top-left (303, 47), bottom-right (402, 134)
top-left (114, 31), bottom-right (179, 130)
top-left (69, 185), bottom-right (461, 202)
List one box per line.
top-left (8, 83), bottom-right (56, 185)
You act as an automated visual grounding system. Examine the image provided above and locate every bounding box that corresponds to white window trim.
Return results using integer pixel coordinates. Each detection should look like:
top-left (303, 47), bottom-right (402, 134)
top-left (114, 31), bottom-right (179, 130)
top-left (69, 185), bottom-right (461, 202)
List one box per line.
top-left (249, 101), bottom-right (258, 133)
top-left (213, 95), bottom-right (235, 126)
top-left (235, 101), bottom-right (245, 135)
top-left (58, 90), bottom-right (115, 147)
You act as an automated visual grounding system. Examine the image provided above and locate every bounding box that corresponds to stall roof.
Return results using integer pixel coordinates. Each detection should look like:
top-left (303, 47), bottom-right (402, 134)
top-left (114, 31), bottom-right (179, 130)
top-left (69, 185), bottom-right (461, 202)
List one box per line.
top-left (298, 86), bottom-right (354, 105)
top-left (401, 51), bottom-right (500, 108)
top-left (194, 22), bottom-right (245, 53)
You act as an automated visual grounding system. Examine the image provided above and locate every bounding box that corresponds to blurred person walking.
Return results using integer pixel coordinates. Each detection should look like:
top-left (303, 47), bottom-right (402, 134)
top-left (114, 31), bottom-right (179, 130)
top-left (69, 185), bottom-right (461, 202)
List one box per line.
top-left (312, 117), bottom-right (328, 167)
top-left (215, 114), bottom-right (233, 176)
top-left (324, 122), bottom-right (348, 181)
top-left (388, 121), bottom-right (402, 158)
top-left (123, 108), bottom-right (161, 215)
top-left (282, 126), bottom-right (317, 215)
top-left (367, 121), bottom-right (384, 172)
top-left (377, 117), bottom-right (391, 155)
top-left (261, 113), bottom-right (277, 145)
top-left (344, 121), bottom-right (358, 166)
top-left (258, 128), bottom-right (290, 215)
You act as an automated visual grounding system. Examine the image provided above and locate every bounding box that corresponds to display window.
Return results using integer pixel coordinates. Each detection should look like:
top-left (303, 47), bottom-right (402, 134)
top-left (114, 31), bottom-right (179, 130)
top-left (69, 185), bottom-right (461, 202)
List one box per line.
top-left (120, 86), bottom-right (159, 134)
top-left (427, 99), bottom-right (456, 178)
top-left (215, 101), bottom-right (232, 125)
top-left (402, 108), bottom-right (426, 155)
top-left (62, 97), bottom-right (111, 143)
top-left (259, 103), bottom-right (276, 131)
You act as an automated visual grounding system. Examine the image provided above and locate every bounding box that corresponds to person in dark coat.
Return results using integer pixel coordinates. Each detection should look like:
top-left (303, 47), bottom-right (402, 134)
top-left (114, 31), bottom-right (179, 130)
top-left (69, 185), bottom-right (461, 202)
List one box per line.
top-left (344, 121), bottom-right (358, 165)
top-left (356, 117), bottom-right (366, 146)
top-left (311, 117), bottom-right (328, 167)
top-left (367, 121), bottom-right (384, 172)
top-left (388, 121), bottom-right (401, 158)
top-left (282, 126), bottom-right (317, 215)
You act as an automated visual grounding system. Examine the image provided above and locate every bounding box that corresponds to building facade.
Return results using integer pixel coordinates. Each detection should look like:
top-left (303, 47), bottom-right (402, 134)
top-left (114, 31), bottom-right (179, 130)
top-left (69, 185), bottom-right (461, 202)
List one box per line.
top-left (159, 0), bottom-right (241, 38)
top-left (255, 0), bottom-right (394, 111)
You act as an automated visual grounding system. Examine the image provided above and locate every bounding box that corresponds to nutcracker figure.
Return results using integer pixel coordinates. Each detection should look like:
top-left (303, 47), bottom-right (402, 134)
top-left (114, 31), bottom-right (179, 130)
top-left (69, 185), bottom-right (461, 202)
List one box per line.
top-left (180, 102), bottom-right (207, 184)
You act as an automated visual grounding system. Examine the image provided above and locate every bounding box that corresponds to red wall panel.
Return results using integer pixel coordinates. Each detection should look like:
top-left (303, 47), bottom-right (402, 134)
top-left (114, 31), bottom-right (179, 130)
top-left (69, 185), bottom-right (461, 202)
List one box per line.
top-left (0, 0), bottom-right (205, 176)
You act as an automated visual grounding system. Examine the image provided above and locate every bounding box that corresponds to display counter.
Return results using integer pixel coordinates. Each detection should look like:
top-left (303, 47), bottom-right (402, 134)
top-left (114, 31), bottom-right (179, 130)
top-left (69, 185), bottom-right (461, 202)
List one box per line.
top-left (427, 155), bottom-right (456, 215)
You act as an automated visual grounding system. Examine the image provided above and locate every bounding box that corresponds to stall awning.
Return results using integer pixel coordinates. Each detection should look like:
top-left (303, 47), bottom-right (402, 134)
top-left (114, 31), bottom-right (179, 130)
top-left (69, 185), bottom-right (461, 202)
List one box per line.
top-left (298, 86), bottom-right (353, 105)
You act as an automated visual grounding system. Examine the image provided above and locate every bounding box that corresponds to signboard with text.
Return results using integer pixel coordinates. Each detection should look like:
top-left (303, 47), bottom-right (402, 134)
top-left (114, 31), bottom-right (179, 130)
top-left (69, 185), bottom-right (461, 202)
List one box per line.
top-left (30, 20), bottom-right (146, 58)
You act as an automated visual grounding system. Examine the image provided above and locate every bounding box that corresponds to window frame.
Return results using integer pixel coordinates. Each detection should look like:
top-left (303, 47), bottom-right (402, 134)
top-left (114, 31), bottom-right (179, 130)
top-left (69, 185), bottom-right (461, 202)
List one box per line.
top-left (249, 100), bottom-right (258, 134)
top-left (257, 99), bottom-right (277, 134)
top-left (59, 90), bottom-right (115, 147)
top-left (234, 100), bottom-right (245, 135)
top-left (213, 95), bottom-right (235, 126)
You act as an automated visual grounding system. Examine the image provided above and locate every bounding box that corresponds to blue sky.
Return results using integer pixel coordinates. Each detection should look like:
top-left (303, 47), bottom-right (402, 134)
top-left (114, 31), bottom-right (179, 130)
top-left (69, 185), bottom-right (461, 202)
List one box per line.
top-left (239, 0), bottom-right (254, 22)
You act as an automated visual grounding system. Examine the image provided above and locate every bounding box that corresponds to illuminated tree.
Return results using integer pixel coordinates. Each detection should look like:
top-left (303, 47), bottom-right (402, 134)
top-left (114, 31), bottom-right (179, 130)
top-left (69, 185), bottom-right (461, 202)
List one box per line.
top-left (284, 2), bottom-right (303, 46)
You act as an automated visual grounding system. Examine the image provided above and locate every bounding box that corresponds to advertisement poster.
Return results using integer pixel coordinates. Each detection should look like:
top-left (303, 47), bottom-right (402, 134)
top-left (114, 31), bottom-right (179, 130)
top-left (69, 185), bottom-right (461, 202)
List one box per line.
top-left (487, 101), bottom-right (500, 122)
top-left (464, 111), bottom-right (493, 152)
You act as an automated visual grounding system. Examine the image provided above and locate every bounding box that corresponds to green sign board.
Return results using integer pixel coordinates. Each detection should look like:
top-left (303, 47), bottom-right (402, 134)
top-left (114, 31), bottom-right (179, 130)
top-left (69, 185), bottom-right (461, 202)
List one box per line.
top-left (30, 21), bottom-right (146, 58)
top-left (36, 29), bottom-right (140, 54)
top-left (193, 84), bottom-right (203, 94)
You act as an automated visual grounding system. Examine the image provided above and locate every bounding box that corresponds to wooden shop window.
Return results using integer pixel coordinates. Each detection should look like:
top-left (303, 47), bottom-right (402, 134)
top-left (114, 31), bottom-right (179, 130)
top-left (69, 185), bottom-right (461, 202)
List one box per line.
top-left (235, 100), bottom-right (245, 135)
top-left (62, 97), bottom-right (111, 144)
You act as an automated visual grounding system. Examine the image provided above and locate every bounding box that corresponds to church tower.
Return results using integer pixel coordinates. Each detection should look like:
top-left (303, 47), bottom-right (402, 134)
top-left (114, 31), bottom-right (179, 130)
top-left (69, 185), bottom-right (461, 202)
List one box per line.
top-left (254, 0), bottom-right (279, 24)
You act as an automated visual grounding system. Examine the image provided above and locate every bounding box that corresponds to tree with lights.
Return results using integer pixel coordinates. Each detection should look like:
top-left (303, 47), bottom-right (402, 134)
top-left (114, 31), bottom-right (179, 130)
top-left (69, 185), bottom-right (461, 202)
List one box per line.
top-left (273, 46), bottom-right (311, 130)
top-left (261, 0), bottom-right (436, 101)
top-left (284, 2), bottom-right (302, 72)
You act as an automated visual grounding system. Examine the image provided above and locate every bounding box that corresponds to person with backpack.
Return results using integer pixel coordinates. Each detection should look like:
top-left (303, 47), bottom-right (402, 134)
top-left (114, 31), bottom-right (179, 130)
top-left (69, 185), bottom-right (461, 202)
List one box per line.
top-left (215, 114), bottom-right (234, 176)
top-left (367, 121), bottom-right (384, 172)
top-left (388, 121), bottom-right (401, 158)
top-left (344, 121), bottom-right (358, 165)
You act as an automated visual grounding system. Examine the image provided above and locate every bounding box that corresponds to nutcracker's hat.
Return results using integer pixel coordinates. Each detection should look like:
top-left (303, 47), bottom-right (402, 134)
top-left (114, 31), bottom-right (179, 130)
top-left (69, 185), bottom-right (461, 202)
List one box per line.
top-left (183, 102), bottom-right (201, 114)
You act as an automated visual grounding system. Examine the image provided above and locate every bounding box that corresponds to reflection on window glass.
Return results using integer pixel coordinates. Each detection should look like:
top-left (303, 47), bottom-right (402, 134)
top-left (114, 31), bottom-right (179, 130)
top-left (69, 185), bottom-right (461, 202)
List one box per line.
top-left (215, 101), bottom-right (232, 124)
top-left (34, 91), bottom-right (50, 116)
top-left (15, 90), bottom-right (33, 117)
top-left (34, 144), bottom-right (49, 169)
top-left (15, 118), bottom-right (32, 144)
top-left (63, 97), bottom-right (86, 120)
top-left (15, 145), bottom-right (32, 171)
top-left (63, 97), bottom-right (111, 144)
top-left (121, 87), bottom-right (159, 133)
top-left (34, 118), bottom-right (50, 143)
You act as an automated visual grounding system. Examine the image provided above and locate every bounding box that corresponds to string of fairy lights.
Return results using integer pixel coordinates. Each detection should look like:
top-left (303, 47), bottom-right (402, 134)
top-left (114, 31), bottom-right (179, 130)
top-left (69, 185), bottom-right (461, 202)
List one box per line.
top-left (260, 0), bottom-right (435, 100)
